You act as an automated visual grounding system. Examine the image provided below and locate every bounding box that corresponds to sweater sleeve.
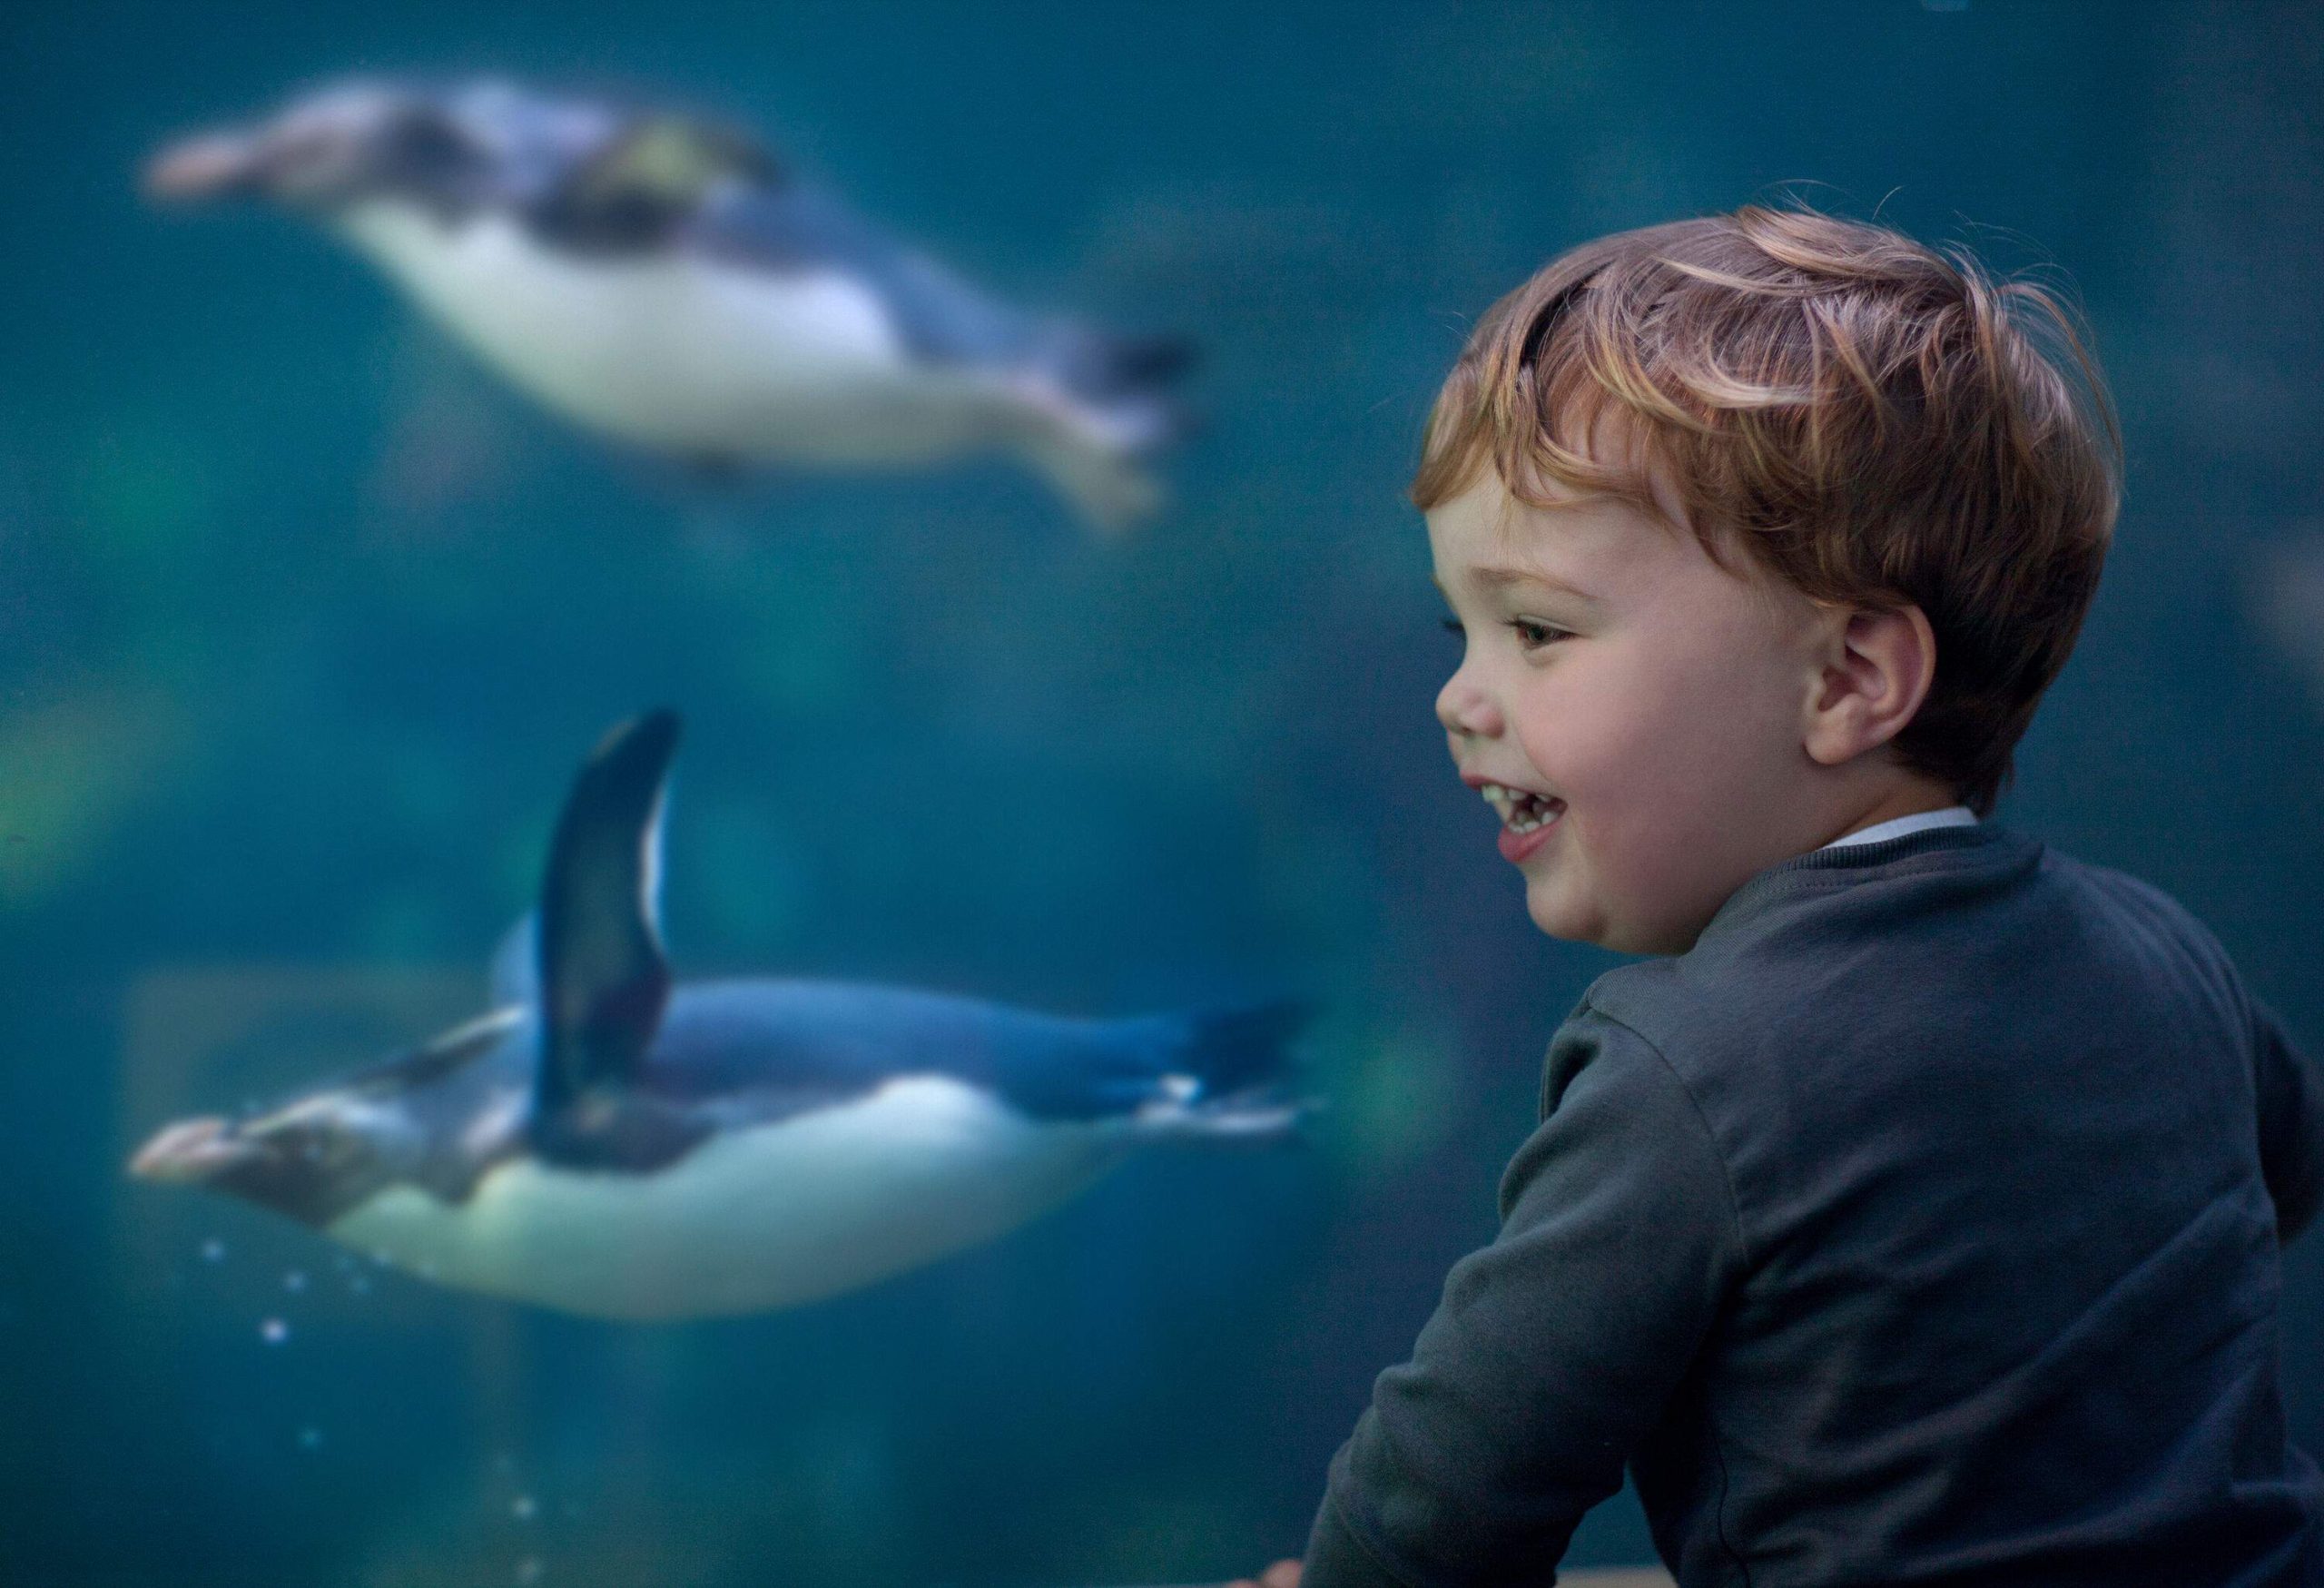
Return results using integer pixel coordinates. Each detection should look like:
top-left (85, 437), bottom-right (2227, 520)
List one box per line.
top-left (2253, 998), bottom-right (2324, 1242)
top-left (1303, 1007), bottom-right (1747, 1588)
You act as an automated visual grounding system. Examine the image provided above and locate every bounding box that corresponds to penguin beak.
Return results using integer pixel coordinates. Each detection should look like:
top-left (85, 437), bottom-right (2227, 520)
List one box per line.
top-left (143, 130), bottom-right (274, 202)
top-left (128, 1116), bottom-right (261, 1183)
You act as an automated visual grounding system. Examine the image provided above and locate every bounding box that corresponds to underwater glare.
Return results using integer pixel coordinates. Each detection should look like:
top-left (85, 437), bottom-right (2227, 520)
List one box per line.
top-left (5, 4), bottom-right (2322, 1586)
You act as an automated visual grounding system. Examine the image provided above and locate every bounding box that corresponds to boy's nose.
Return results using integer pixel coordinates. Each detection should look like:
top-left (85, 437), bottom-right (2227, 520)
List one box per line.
top-left (1436, 670), bottom-right (1503, 739)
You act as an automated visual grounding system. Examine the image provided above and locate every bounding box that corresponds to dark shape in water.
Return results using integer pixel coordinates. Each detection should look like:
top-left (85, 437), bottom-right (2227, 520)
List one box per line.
top-left (129, 712), bottom-right (1305, 1320)
top-left (145, 77), bottom-right (1195, 531)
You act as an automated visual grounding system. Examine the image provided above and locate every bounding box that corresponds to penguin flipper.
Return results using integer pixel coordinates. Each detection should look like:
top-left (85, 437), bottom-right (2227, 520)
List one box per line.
top-left (534, 711), bottom-right (682, 1117)
top-left (487, 912), bottom-right (537, 1009)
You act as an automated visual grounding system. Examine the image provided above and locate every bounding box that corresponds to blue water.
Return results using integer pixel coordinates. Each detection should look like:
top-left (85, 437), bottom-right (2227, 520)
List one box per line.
top-left (5, 4), bottom-right (2323, 1583)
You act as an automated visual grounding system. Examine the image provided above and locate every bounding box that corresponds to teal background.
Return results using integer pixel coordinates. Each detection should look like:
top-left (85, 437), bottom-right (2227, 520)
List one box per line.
top-left (5, 3), bottom-right (2323, 1583)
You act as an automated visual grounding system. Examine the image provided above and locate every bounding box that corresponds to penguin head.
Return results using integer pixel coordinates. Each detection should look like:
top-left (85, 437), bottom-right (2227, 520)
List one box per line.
top-left (143, 78), bottom-right (615, 218)
top-left (129, 1088), bottom-right (403, 1228)
top-left (129, 1007), bottom-right (529, 1228)
top-left (148, 77), bottom-right (785, 252)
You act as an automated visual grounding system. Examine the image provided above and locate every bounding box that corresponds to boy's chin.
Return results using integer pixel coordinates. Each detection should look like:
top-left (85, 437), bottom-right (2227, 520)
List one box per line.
top-left (1522, 878), bottom-right (1603, 946)
top-left (1524, 877), bottom-right (1680, 955)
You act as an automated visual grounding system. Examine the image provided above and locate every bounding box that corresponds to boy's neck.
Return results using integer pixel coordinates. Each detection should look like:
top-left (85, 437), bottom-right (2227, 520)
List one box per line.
top-left (1817, 805), bottom-right (1976, 853)
top-left (1815, 777), bottom-right (1968, 851)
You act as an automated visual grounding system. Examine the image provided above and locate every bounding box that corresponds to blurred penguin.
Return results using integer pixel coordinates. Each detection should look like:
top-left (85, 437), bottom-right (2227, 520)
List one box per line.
top-left (148, 77), bottom-right (1192, 531)
top-left (129, 711), bottom-right (1308, 1321)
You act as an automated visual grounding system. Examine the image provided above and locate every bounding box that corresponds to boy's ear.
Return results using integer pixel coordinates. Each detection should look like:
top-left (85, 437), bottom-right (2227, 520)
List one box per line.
top-left (1803, 605), bottom-right (1937, 766)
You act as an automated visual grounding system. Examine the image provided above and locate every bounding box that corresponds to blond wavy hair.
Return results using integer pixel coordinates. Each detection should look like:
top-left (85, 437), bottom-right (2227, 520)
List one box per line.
top-left (1415, 206), bottom-right (2121, 814)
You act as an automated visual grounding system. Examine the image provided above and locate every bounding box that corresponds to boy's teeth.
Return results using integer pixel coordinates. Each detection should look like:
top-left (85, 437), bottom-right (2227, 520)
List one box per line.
top-left (1478, 781), bottom-right (1561, 831)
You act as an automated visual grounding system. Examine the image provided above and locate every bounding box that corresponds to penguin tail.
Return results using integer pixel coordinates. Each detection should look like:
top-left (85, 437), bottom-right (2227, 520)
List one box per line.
top-left (1174, 1001), bottom-right (1307, 1095)
top-left (1137, 1000), bottom-right (1314, 1144)
top-left (1019, 326), bottom-right (1197, 534)
top-left (1024, 432), bottom-right (1166, 536)
top-left (1078, 331), bottom-right (1198, 404)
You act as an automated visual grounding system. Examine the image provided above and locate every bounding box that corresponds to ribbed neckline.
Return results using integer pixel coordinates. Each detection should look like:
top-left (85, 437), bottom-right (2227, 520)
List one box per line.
top-left (1692, 822), bottom-right (2032, 952)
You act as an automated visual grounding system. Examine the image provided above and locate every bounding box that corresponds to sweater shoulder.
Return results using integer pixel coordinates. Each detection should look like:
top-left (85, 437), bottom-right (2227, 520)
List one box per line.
top-left (1570, 837), bottom-right (2267, 1169)
top-left (1584, 839), bottom-right (2242, 1038)
top-left (2033, 850), bottom-right (2261, 1041)
top-left (2055, 852), bottom-right (2240, 972)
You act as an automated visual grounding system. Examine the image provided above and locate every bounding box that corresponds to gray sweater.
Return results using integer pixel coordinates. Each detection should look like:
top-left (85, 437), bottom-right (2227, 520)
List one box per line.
top-left (1306, 825), bottom-right (2324, 1586)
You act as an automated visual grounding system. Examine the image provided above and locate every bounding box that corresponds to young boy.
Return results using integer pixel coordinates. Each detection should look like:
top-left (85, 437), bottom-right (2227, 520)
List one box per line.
top-left (1278, 207), bottom-right (2324, 1585)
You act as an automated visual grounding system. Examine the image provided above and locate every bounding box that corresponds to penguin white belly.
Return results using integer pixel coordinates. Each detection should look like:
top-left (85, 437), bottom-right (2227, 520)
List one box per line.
top-left (326, 1077), bottom-right (1127, 1320)
top-left (337, 206), bottom-right (1014, 464)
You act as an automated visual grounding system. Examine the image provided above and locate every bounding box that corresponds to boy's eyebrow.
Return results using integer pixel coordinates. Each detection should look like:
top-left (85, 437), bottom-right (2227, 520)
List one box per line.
top-left (1462, 564), bottom-right (1600, 602)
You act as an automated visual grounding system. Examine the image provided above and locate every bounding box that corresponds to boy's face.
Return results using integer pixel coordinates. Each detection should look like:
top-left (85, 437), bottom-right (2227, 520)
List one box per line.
top-left (1430, 470), bottom-right (1835, 955)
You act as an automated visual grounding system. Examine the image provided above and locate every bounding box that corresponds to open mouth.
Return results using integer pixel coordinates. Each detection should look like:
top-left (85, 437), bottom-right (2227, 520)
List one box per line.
top-left (1479, 782), bottom-right (1566, 833)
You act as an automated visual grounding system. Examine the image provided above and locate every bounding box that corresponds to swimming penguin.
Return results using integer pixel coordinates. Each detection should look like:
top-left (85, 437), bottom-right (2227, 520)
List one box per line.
top-left (144, 77), bottom-right (1192, 530)
top-left (128, 712), bottom-right (1303, 1320)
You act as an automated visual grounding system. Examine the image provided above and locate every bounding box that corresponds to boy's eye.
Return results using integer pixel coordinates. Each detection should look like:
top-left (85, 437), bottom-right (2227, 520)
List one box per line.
top-left (1507, 617), bottom-right (1571, 648)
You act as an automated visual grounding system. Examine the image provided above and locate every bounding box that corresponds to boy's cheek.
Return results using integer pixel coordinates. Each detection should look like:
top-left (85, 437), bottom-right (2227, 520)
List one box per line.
top-left (1511, 716), bottom-right (1626, 804)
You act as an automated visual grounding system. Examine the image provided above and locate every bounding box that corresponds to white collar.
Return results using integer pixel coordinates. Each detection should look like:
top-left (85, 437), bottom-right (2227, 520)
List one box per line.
top-left (1817, 805), bottom-right (1978, 851)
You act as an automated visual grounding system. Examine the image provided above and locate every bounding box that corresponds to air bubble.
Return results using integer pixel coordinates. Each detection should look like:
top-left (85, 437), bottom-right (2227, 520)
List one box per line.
top-left (260, 1317), bottom-right (290, 1345)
